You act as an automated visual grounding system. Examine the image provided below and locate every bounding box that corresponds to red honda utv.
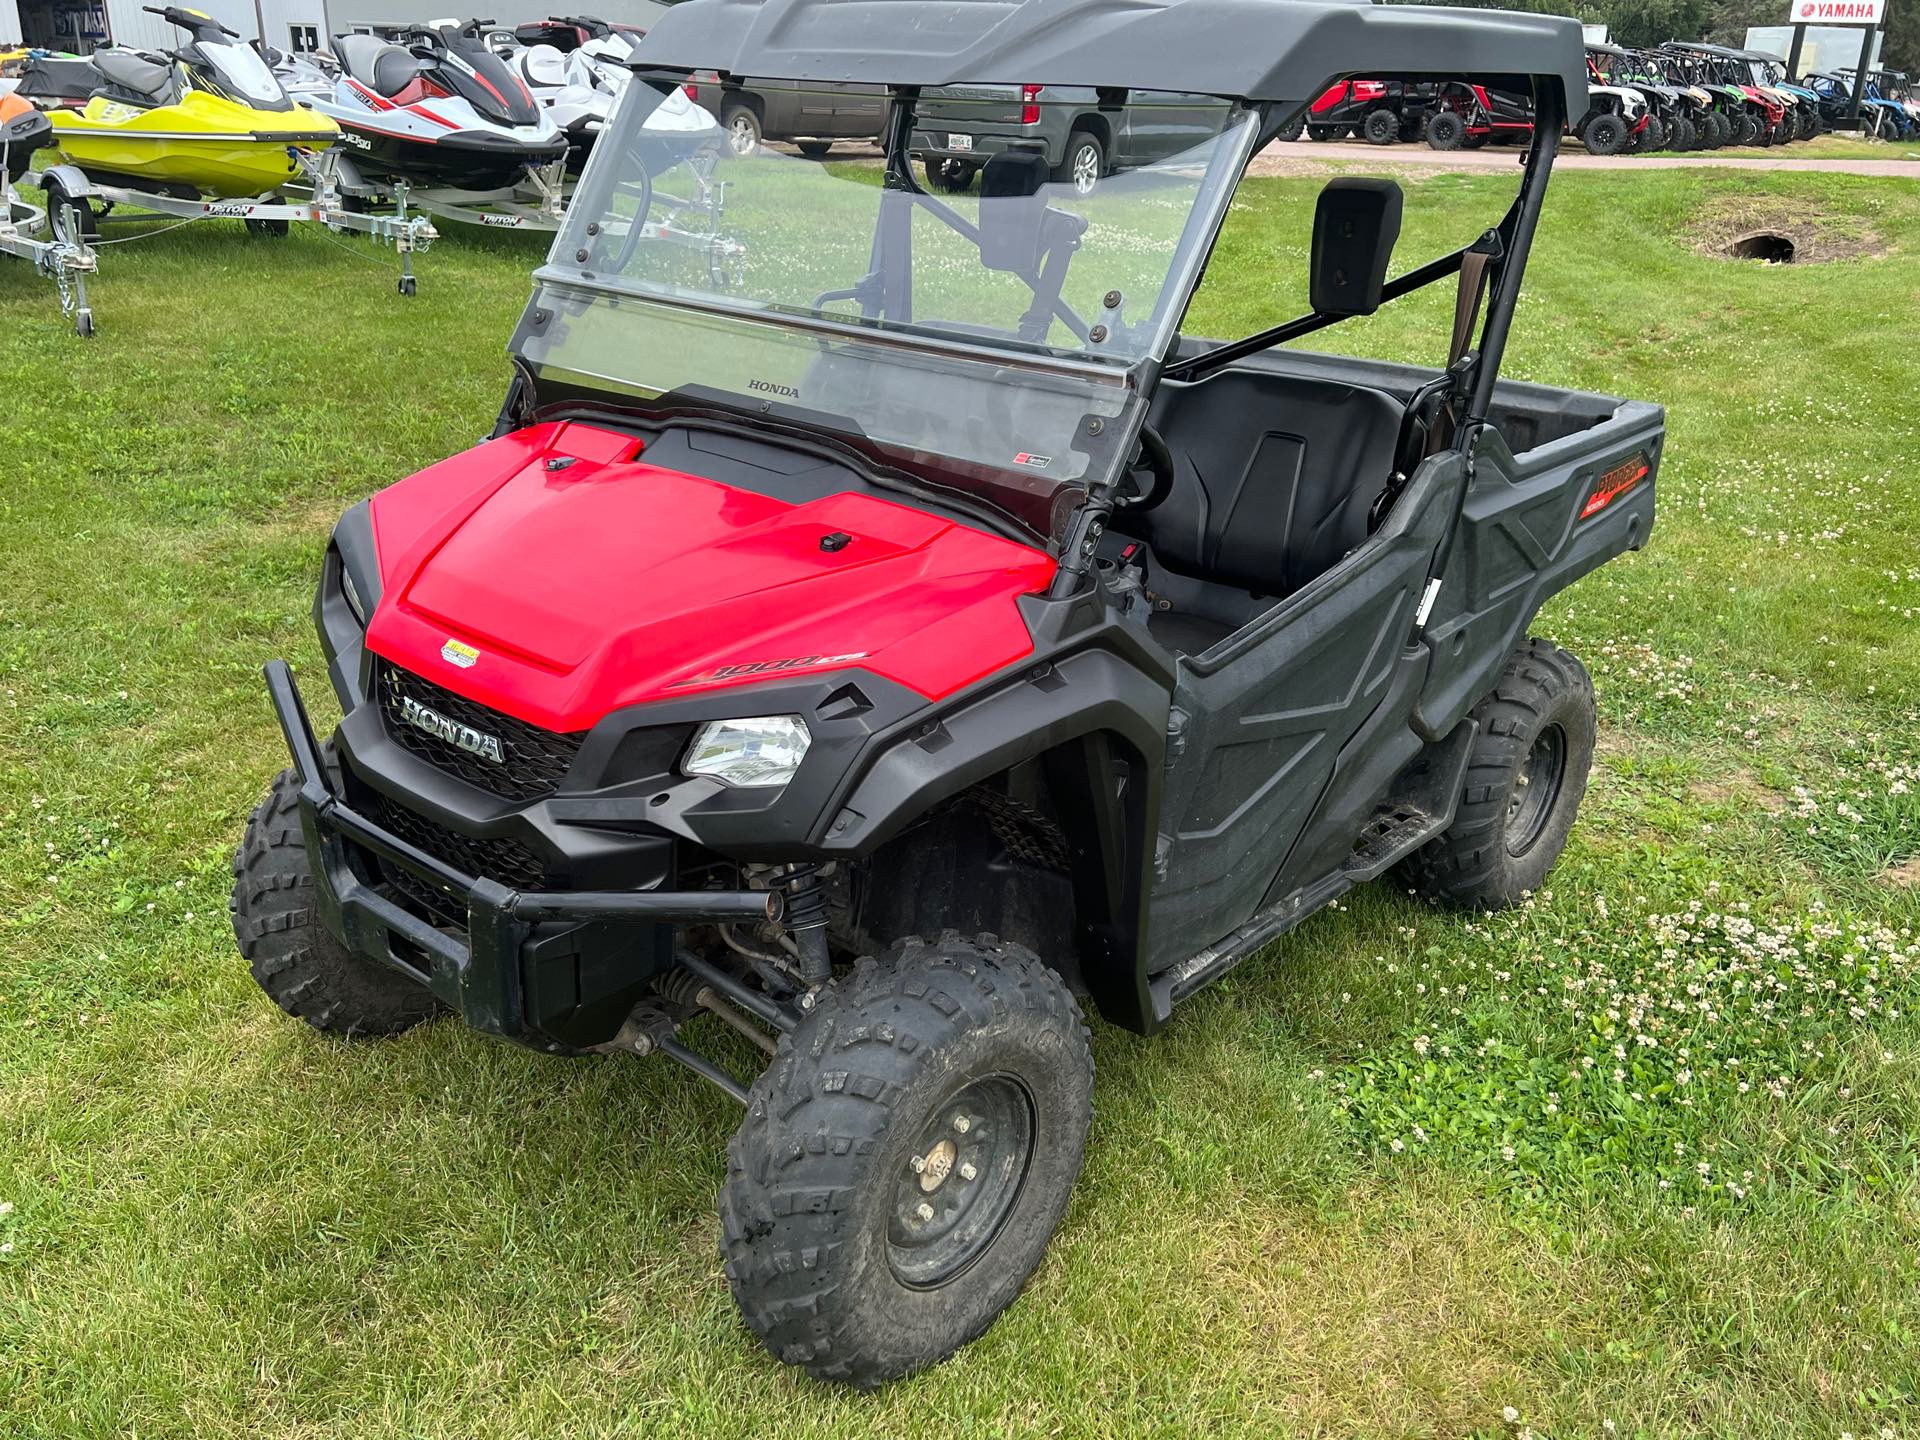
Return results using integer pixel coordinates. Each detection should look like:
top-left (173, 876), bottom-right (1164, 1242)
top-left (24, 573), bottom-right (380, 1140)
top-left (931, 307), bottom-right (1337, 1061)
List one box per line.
top-left (234, 0), bottom-right (1661, 1388)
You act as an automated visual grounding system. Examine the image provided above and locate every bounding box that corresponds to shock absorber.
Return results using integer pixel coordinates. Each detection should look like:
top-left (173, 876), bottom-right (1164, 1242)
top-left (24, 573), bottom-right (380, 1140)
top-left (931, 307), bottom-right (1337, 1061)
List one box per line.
top-left (779, 863), bottom-right (832, 988)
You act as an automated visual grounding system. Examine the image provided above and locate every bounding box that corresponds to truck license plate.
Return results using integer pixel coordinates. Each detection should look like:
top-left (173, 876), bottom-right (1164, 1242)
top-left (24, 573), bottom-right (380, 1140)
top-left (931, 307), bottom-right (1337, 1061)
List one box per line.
top-left (948, 133), bottom-right (973, 151)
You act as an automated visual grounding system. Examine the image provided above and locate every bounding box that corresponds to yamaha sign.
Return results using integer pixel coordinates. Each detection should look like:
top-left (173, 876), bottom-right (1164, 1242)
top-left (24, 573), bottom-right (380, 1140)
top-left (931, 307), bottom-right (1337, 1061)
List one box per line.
top-left (1792, 0), bottom-right (1883, 21)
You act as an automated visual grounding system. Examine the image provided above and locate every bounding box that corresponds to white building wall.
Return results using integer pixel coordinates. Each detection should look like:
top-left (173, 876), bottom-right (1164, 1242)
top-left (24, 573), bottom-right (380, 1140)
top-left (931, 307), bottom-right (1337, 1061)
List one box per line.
top-left (105, 0), bottom-right (256, 51)
top-left (321, 0), bottom-right (672, 40)
top-left (258, 0), bottom-right (327, 51)
top-left (3, 0), bottom-right (25, 43)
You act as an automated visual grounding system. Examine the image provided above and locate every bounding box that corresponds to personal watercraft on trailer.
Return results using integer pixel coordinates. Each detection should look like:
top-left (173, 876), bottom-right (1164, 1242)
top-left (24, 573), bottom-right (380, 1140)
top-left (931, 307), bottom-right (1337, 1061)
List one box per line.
top-left (500, 26), bottom-right (716, 174)
top-left (1, 87), bottom-right (53, 182)
top-left (2, 89), bottom-right (97, 337)
top-left (17, 7), bottom-right (336, 197)
top-left (299, 20), bottom-right (567, 193)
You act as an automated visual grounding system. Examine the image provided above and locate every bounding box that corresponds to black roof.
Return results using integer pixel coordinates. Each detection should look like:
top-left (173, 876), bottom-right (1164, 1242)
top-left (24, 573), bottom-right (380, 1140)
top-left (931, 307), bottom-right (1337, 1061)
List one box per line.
top-left (635, 0), bottom-right (1590, 113)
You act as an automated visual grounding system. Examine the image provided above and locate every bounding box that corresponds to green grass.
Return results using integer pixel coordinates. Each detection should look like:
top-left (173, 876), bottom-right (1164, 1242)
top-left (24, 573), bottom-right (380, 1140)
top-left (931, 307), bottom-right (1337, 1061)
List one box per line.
top-left (4, 165), bottom-right (1919, 1438)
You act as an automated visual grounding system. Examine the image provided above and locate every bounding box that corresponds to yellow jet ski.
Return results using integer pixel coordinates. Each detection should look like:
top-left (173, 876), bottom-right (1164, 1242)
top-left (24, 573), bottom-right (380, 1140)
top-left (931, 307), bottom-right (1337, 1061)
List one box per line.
top-left (15, 6), bottom-right (337, 199)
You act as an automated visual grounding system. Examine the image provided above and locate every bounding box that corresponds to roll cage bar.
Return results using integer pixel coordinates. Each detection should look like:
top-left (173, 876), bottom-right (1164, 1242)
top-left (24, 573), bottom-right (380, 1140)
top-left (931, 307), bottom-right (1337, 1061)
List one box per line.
top-left (1165, 77), bottom-right (1565, 453)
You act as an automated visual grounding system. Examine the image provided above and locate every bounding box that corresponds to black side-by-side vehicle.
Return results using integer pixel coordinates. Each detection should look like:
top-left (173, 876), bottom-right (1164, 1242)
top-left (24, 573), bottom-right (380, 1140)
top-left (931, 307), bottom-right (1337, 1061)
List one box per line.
top-left (233, 0), bottom-right (1659, 1387)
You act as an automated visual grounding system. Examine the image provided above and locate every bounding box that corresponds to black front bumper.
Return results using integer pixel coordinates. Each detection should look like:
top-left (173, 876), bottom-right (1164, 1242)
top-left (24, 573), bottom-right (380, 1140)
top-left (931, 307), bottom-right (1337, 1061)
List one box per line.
top-left (265, 660), bottom-right (779, 1047)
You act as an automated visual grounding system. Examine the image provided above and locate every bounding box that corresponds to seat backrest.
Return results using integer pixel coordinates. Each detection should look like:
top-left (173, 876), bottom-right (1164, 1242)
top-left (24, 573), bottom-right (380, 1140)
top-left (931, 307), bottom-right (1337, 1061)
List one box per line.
top-left (516, 43), bottom-right (569, 89)
top-left (1130, 369), bottom-right (1404, 597)
top-left (335, 32), bottom-right (417, 96)
top-left (91, 48), bottom-right (176, 102)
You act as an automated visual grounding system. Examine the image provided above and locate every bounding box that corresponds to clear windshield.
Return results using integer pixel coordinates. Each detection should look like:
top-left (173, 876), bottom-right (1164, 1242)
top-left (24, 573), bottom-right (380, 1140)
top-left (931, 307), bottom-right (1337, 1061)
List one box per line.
top-left (516, 82), bottom-right (1254, 541)
top-left (199, 40), bottom-right (291, 106)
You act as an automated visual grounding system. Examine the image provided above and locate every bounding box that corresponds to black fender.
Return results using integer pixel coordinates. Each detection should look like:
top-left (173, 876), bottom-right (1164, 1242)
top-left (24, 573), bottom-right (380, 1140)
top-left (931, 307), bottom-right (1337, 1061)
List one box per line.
top-left (815, 588), bottom-right (1175, 1034)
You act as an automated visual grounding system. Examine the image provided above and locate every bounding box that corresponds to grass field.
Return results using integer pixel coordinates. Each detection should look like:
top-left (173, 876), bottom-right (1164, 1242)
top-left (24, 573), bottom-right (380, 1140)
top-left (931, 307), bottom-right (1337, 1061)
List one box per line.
top-left (3, 162), bottom-right (1918, 1438)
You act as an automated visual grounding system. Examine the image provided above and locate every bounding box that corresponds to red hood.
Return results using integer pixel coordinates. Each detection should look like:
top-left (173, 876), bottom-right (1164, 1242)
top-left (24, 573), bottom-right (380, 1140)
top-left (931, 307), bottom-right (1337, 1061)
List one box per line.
top-left (362, 422), bottom-right (1056, 732)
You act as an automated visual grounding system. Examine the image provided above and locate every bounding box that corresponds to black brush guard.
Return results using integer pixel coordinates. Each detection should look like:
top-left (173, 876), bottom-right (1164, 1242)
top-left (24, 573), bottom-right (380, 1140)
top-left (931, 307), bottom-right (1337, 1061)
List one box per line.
top-left (264, 660), bottom-right (780, 1039)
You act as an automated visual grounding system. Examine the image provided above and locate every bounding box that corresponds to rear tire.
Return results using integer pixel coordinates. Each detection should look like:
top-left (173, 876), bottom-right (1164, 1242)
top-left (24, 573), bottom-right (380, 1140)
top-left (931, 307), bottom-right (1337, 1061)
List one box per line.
top-left (721, 933), bottom-right (1093, 1387)
top-left (230, 765), bottom-right (443, 1036)
top-left (1052, 129), bottom-right (1105, 195)
top-left (924, 157), bottom-right (976, 192)
top-left (1426, 111), bottom-right (1466, 150)
top-left (1362, 108), bottom-right (1399, 145)
top-left (1397, 639), bottom-right (1595, 910)
top-left (1306, 122), bottom-right (1345, 141)
top-left (723, 104), bottom-right (763, 156)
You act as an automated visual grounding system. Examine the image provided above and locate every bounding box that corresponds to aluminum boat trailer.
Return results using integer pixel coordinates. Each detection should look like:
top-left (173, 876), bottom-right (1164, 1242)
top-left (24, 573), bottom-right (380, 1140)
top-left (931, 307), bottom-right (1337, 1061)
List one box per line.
top-left (30, 149), bottom-right (437, 296)
top-left (2, 186), bottom-right (98, 338)
top-left (334, 154), bottom-right (745, 288)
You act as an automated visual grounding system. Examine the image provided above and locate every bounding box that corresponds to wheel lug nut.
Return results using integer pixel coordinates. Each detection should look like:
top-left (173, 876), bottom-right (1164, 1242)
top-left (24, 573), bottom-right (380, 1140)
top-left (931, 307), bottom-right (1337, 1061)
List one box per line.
top-left (915, 1202), bottom-right (934, 1221)
top-left (910, 1154), bottom-right (927, 1173)
top-left (953, 1115), bottom-right (971, 1133)
top-left (959, 1161), bottom-right (977, 1181)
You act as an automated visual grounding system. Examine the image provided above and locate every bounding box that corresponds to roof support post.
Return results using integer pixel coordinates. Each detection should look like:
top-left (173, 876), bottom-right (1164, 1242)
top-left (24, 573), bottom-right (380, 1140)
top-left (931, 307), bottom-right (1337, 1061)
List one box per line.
top-left (1463, 78), bottom-right (1563, 425)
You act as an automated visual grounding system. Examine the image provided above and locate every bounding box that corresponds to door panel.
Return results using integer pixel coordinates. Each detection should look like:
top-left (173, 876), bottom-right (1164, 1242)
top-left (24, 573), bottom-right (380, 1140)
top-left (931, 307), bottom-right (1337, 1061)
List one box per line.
top-left (1145, 459), bottom-right (1457, 973)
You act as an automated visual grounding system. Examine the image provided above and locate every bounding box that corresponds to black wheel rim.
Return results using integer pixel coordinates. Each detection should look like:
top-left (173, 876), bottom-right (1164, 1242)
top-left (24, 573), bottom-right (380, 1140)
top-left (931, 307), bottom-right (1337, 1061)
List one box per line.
top-left (1506, 723), bottom-right (1567, 856)
top-left (886, 1074), bottom-right (1035, 1289)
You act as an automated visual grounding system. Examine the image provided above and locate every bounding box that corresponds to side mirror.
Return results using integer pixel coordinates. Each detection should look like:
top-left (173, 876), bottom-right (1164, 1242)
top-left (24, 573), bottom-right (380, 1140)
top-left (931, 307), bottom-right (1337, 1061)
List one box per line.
top-left (977, 151), bottom-right (1049, 273)
top-left (1310, 177), bottom-right (1403, 317)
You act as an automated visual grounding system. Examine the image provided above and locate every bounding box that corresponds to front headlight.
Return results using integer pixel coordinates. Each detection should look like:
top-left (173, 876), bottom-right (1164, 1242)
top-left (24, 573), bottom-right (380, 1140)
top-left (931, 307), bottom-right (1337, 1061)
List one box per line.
top-left (339, 559), bottom-right (370, 626)
top-left (683, 715), bottom-right (812, 789)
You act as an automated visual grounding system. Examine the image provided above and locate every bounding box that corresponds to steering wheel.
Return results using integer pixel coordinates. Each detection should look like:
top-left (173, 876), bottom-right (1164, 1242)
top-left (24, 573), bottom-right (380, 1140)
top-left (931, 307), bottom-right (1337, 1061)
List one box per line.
top-left (1112, 424), bottom-right (1173, 512)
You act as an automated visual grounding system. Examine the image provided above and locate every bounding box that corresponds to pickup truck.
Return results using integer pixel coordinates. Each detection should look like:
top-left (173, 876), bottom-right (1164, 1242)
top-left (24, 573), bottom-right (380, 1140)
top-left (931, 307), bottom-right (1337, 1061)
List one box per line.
top-left (910, 84), bottom-right (1229, 192)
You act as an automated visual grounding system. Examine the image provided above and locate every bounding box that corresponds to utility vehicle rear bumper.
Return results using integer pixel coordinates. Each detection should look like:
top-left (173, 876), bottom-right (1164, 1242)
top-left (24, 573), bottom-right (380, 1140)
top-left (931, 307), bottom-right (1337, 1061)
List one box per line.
top-left (263, 660), bottom-right (779, 1042)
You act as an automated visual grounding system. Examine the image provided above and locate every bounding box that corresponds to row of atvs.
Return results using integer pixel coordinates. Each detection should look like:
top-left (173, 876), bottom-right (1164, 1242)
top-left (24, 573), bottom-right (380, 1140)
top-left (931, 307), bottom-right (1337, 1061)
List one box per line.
top-left (1290, 42), bottom-right (1920, 155)
top-left (1, 6), bottom-right (715, 207)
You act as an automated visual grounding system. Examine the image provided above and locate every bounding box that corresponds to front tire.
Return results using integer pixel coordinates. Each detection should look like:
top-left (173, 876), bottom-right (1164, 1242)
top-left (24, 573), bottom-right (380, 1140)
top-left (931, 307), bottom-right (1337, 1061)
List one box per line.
top-left (721, 934), bottom-right (1093, 1387)
top-left (1398, 639), bottom-right (1596, 910)
top-left (230, 766), bottom-right (442, 1036)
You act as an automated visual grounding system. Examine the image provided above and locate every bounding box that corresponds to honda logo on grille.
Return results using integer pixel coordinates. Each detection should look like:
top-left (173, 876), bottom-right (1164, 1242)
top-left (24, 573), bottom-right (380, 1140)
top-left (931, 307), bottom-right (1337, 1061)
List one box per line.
top-left (400, 696), bottom-right (506, 765)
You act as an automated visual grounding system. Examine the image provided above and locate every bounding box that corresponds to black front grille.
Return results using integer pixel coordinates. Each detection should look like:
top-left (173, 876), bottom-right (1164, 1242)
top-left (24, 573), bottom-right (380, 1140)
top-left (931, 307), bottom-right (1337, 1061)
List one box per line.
top-left (376, 660), bottom-right (586, 802)
top-left (364, 789), bottom-right (552, 919)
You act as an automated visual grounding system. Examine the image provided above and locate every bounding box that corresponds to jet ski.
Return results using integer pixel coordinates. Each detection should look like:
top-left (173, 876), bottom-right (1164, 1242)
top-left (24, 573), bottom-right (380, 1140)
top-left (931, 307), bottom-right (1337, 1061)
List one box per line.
top-left (265, 45), bottom-right (341, 101)
top-left (2, 89), bottom-right (54, 184)
top-left (14, 6), bottom-right (337, 199)
top-left (498, 27), bottom-right (718, 176)
top-left (297, 19), bottom-right (568, 193)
